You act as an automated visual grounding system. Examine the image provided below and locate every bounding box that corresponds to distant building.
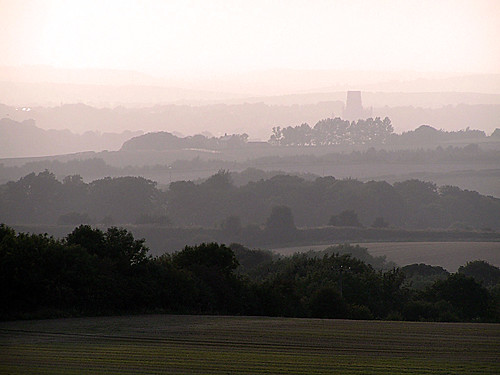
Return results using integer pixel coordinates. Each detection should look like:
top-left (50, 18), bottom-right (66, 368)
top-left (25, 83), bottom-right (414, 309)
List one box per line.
top-left (343, 91), bottom-right (372, 121)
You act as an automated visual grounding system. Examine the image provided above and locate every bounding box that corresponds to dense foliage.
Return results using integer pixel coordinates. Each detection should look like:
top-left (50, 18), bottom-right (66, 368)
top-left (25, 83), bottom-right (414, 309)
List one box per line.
top-left (1, 170), bottom-right (499, 231)
top-left (1, 224), bottom-right (499, 322)
top-left (268, 120), bottom-right (491, 147)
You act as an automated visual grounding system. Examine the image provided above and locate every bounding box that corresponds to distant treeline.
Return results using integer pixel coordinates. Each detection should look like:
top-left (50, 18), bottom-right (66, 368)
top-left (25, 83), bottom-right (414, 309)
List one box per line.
top-left (1, 170), bottom-right (500, 232)
top-left (121, 120), bottom-right (497, 150)
top-left (1, 224), bottom-right (499, 322)
top-left (1, 143), bottom-right (498, 184)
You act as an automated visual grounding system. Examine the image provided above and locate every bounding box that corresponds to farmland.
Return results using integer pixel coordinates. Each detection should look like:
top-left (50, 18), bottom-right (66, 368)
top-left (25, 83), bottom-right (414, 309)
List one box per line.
top-left (272, 241), bottom-right (500, 272)
top-left (1, 314), bottom-right (499, 374)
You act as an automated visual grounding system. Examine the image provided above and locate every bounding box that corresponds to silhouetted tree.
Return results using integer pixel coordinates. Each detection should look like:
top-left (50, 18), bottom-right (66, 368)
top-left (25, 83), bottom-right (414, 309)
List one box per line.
top-left (308, 287), bottom-right (347, 318)
top-left (88, 176), bottom-right (164, 224)
top-left (458, 261), bottom-right (500, 288)
top-left (423, 273), bottom-right (490, 321)
top-left (67, 225), bottom-right (149, 267)
top-left (329, 209), bottom-right (362, 227)
top-left (172, 243), bottom-right (242, 313)
top-left (372, 217), bottom-right (389, 228)
top-left (265, 206), bottom-right (297, 242)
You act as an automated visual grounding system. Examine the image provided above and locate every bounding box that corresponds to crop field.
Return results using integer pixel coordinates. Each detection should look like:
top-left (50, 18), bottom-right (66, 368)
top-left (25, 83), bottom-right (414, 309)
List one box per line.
top-left (1, 315), bottom-right (499, 374)
top-left (273, 241), bottom-right (500, 272)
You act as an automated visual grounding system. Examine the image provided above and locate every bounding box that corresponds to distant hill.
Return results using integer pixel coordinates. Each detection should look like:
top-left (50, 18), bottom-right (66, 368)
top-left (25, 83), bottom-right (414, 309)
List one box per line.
top-left (120, 131), bottom-right (249, 152)
top-left (3, 66), bottom-right (500, 103)
top-left (0, 65), bottom-right (160, 86)
top-left (2, 99), bottom-right (500, 143)
top-left (0, 118), bottom-right (141, 158)
top-left (0, 101), bottom-right (342, 139)
top-left (0, 81), bottom-right (237, 108)
top-left (374, 104), bottom-right (500, 134)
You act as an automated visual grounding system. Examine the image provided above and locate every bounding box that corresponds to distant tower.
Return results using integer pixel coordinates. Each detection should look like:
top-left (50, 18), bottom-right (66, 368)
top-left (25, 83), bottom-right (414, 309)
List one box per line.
top-left (343, 91), bottom-right (364, 121)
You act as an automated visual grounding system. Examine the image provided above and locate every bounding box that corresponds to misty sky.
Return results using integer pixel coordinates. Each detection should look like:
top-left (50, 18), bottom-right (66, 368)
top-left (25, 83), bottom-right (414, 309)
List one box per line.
top-left (2, 0), bottom-right (499, 78)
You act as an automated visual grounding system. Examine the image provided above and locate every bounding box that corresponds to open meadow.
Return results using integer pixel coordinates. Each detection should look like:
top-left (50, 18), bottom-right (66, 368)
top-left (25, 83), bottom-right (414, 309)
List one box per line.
top-left (272, 241), bottom-right (500, 272)
top-left (1, 314), bottom-right (499, 374)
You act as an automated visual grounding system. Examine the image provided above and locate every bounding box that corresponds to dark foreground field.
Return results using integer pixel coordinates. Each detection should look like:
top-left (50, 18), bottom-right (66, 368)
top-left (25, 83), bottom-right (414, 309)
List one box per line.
top-left (1, 315), bottom-right (499, 374)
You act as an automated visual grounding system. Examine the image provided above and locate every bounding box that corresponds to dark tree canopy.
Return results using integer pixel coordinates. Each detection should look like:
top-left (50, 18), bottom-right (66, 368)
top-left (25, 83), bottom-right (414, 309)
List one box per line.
top-left (172, 243), bottom-right (239, 276)
top-left (458, 261), bottom-right (500, 288)
top-left (423, 273), bottom-right (490, 321)
top-left (0, 225), bottom-right (498, 322)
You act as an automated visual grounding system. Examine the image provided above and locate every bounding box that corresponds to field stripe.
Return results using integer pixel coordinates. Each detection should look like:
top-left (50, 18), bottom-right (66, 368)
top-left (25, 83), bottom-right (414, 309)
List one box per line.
top-left (1, 316), bottom-right (499, 374)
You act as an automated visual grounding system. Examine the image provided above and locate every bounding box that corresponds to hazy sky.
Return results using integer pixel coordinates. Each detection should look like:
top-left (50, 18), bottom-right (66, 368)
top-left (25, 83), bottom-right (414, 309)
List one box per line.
top-left (1, 0), bottom-right (499, 78)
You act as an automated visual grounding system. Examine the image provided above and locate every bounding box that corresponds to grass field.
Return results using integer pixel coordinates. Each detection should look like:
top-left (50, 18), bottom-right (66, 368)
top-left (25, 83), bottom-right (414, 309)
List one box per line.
top-left (1, 314), bottom-right (499, 374)
top-left (272, 241), bottom-right (500, 272)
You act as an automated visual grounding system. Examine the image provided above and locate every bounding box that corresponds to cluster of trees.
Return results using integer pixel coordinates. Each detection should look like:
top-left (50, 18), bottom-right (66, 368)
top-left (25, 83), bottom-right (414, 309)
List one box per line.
top-left (0, 171), bottom-right (164, 225)
top-left (1, 224), bottom-right (499, 322)
top-left (329, 210), bottom-right (363, 227)
top-left (269, 117), bottom-right (394, 146)
top-left (400, 261), bottom-right (500, 292)
top-left (269, 118), bottom-right (492, 147)
top-left (327, 209), bottom-right (387, 229)
top-left (397, 125), bottom-right (487, 145)
top-left (1, 170), bottom-right (500, 232)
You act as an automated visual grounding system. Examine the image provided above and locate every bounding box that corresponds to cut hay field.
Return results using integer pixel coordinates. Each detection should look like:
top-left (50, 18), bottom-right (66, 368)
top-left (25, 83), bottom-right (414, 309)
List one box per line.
top-left (272, 241), bottom-right (500, 272)
top-left (1, 314), bottom-right (499, 374)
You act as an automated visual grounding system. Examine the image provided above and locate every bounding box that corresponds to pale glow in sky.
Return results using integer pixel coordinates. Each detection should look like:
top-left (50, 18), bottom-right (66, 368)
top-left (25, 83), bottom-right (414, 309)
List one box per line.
top-left (1, 0), bottom-right (499, 77)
